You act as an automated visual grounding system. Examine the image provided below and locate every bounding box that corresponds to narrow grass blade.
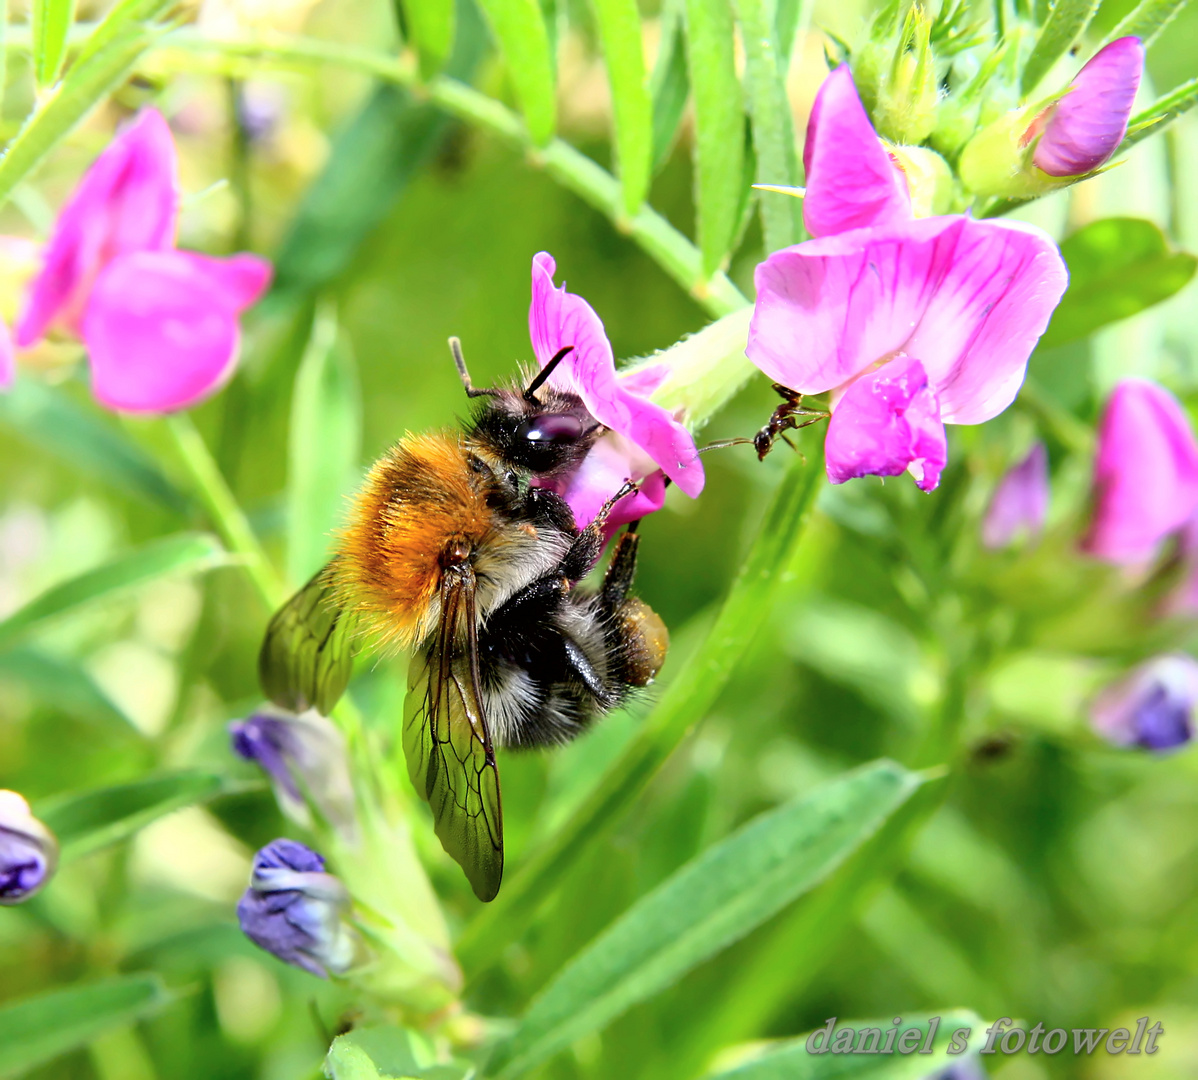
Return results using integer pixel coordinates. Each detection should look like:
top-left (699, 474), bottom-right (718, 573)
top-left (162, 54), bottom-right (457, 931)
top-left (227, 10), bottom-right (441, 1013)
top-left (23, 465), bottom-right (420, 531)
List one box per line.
top-left (649, 0), bottom-right (688, 172)
top-left (474, 0), bottom-right (557, 146)
top-left (0, 0), bottom-right (176, 207)
top-left (286, 304), bottom-right (362, 585)
top-left (0, 975), bottom-right (172, 1078)
top-left (591, 0), bottom-right (652, 216)
top-left (485, 761), bottom-right (923, 1079)
top-left (734, 0), bottom-right (803, 251)
top-left (399, 0), bottom-right (455, 75)
top-left (458, 454), bottom-right (824, 976)
top-left (0, 379), bottom-right (191, 514)
top-left (37, 772), bottom-right (228, 861)
top-left (32, 0), bottom-right (77, 87)
top-left (0, 532), bottom-right (228, 651)
top-left (1102, 0), bottom-right (1192, 48)
top-left (1118, 76), bottom-right (1198, 152)
top-left (1021, 0), bottom-right (1101, 93)
top-left (684, 0), bottom-right (746, 276)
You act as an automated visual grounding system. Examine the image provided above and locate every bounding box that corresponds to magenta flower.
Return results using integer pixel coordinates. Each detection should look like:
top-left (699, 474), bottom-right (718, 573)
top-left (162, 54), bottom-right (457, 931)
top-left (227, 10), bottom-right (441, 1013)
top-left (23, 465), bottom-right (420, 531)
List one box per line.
top-left (11, 109), bottom-right (271, 413)
top-left (1029, 38), bottom-right (1144, 178)
top-left (1082, 379), bottom-right (1198, 564)
top-left (528, 252), bottom-right (703, 531)
top-left (982, 443), bottom-right (1050, 549)
top-left (746, 67), bottom-right (1067, 492)
top-left (1091, 654), bottom-right (1198, 752)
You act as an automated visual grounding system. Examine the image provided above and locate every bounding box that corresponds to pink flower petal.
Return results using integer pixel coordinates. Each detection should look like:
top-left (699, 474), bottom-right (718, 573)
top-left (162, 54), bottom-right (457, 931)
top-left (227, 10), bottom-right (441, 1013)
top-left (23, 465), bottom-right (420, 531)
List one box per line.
top-left (82, 249), bottom-right (271, 414)
top-left (824, 356), bottom-right (947, 491)
top-left (528, 252), bottom-right (704, 497)
top-left (551, 432), bottom-right (669, 535)
top-left (802, 65), bottom-right (912, 239)
top-left (982, 442), bottom-right (1050, 549)
top-left (1082, 379), bottom-right (1198, 564)
top-left (748, 216), bottom-right (1067, 423)
top-left (17, 110), bottom-right (178, 346)
top-left (0, 318), bottom-right (14, 390)
top-left (1033, 37), bottom-right (1143, 178)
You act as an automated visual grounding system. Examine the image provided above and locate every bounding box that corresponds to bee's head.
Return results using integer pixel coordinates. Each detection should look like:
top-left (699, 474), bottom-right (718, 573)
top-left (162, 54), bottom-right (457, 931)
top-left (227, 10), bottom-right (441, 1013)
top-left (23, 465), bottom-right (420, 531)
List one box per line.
top-left (468, 385), bottom-right (601, 478)
top-left (452, 339), bottom-right (602, 479)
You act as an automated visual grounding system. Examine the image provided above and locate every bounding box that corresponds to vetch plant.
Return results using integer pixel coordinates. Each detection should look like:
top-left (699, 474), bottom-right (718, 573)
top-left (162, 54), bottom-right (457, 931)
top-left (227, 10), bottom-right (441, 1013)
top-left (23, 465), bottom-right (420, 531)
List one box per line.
top-left (0, 791), bottom-right (58, 905)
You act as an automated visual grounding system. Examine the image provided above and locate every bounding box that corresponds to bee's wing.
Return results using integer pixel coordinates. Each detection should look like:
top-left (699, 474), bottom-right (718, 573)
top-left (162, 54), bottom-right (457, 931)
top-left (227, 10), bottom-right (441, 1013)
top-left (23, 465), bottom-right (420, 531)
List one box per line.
top-left (403, 568), bottom-right (503, 902)
top-left (259, 561), bottom-right (360, 715)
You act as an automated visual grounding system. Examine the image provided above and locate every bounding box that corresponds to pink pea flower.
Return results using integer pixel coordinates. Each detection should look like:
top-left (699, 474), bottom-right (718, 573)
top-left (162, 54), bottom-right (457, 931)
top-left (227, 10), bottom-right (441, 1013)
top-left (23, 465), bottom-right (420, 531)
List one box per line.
top-left (1081, 379), bottom-right (1198, 564)
top-left (982, 443), bottom-right (1050, 549)
top-left (747, 67), bottom-right (1068, 492)
top-left (1091, 654), bottom-right (1198, 752)
top-left (1029, 37), bottom-right (1144, 178)
top-left (528, 252), bottom-right (703, 531)
top-left (10, 109), bottom-right (271, 413)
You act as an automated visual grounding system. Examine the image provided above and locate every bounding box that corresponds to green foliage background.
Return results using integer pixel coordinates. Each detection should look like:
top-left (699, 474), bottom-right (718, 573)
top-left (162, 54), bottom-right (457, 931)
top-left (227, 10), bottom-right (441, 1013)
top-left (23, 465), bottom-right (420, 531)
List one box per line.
top-left (1, 0), bottom-right (1198, 1075)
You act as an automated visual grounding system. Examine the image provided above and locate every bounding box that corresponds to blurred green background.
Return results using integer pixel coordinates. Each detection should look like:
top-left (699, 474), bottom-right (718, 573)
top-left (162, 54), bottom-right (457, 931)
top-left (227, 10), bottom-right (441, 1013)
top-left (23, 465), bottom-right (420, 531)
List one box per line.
top-left (2, 0), bottom-right (1198, 1076)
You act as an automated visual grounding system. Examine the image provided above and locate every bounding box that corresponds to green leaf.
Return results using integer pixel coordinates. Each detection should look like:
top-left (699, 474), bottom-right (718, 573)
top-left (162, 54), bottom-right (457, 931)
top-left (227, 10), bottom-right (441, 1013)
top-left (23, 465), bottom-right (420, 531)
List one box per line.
top-left (458, 454), bottom-right (823, 976)
top-left (0, 974), bottom-right (172, 1078)
top-left (32, 0), bottom-right (77, 87)
top-left (474, 0), bottom-right (557, 146)
top-left (1103, 0), bottom-right (1191, 47)
top-left (684, 0), bottom-right (746, 276)
top-left (0, 0), bottom-right (176, 208)
top-left (590, 0), bottom-right (653, 216)
top-left (649, 0), bottom-right (689, 172)
top-left (271, 6), bottom-right (485, 297)
top-left (1040, 217), bottom-right (1197, 348)
top-left (287, 305), bottom-right (362, 586)
top-left (704, 1011), bottom-right (984, 1079)
top-left (0, 648), bottom-right (135, 731)
top-left (37, 771), bottom-right (227, 861)
top-left (485, 760), bottom-right (923, 1079)
top-left (1120, 76), bottom-right (1198, 152)
top-left (399, 0), bottom-right (455, 75)
top-left (0, 533), bottom-right (229, 652)
top-left (0, 380), bottom-right (191, 514)
top-left (325, 1027), bottom-right (469, 1080)
top-left (733, 0), bottom-right (803, 251)
top-left (1021, 0), bottom-right (1101, 93)
top-left (774, 0), bottom-right (809, 77)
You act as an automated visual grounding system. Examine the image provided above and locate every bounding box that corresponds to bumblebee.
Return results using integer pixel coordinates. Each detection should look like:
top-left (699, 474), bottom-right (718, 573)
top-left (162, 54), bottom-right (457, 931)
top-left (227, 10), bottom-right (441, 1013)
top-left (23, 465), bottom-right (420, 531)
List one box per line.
top-left (259, 340), bottom-right (668, 901)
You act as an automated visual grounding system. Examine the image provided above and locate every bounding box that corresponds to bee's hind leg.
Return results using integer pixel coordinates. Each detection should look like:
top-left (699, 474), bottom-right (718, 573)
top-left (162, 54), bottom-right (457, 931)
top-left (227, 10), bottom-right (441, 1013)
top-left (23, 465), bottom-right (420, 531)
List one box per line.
top-left (601, 525), bottom-right (640, 610)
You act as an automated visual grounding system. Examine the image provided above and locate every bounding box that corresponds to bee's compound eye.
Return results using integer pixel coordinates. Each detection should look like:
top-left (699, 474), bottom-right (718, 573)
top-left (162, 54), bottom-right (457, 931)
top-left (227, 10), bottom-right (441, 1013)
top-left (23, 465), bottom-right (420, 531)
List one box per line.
top-left (520, 414), bottom-right (585, 444)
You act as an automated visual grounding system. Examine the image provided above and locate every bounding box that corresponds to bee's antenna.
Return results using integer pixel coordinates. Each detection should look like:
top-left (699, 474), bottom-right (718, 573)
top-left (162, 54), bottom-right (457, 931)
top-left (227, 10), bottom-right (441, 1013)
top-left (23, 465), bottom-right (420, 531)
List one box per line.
top-left (450, 336), bottom-right (499, 398)
top-left (524, 346), bottom-right (574, 402)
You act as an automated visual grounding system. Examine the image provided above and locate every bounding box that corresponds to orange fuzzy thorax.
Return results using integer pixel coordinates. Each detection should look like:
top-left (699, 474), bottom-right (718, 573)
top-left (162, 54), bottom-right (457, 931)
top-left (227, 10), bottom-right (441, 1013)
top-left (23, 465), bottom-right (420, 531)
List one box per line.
top-left (334, 433), bottom-right (499, 651)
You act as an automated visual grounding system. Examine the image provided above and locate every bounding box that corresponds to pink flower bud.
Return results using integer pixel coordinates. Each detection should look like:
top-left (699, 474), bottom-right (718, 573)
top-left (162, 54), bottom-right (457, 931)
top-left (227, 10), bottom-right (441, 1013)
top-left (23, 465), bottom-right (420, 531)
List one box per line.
top-left (982, 443), bottom-right (1050, 549)
top-left (1082, 379), bottom-right (1198, 564)
top-left (1031, 37), bottom-right (1144, 177)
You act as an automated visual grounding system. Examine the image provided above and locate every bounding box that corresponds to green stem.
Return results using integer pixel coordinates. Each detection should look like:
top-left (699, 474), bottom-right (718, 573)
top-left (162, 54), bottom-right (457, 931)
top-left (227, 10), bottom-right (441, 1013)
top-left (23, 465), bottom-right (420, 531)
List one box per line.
top-left (164, 413), bottom-right (283, 609)
top-left (152, 29), bottom-right (748, 318)
top-left (456, 452), bottom-right (825, 978)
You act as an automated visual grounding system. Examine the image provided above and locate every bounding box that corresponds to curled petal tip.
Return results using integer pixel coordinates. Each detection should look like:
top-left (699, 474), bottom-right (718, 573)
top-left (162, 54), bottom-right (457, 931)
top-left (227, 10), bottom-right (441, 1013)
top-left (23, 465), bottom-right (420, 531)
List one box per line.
top-left (803, 65), bottom-right (911, 238)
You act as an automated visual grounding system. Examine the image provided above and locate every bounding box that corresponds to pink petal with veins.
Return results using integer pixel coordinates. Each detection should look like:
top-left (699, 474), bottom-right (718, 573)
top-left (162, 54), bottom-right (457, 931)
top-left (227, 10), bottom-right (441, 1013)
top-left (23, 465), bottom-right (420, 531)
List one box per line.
top-left (529, 252), bottom-right (704, 497)
top-left (17, 110), bottom-right (178, 346)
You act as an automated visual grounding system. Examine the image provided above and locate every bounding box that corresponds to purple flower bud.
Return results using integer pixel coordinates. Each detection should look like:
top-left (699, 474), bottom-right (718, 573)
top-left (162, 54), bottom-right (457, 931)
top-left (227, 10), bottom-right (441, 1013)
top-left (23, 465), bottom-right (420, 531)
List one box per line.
top-left (230, 708), bottom-right (356, 839)
top-left (1031, 37), bottom-right (1144, 177)
top-left (1091, 654), bottom-right (1198, 752)
top-left (236, 839), bottom-right (362, 978)
top-left (0, 790), bottom-right (58, 905)
top-left (982, 443), bottom-right (1049, 549)
top-left (1082, 380), bottom-right (1198, 564)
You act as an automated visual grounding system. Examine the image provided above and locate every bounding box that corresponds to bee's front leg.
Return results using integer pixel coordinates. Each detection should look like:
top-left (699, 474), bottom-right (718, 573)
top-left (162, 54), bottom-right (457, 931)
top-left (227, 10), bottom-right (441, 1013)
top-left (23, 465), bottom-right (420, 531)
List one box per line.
top-left (560, 481), bottom-right (638, 581)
